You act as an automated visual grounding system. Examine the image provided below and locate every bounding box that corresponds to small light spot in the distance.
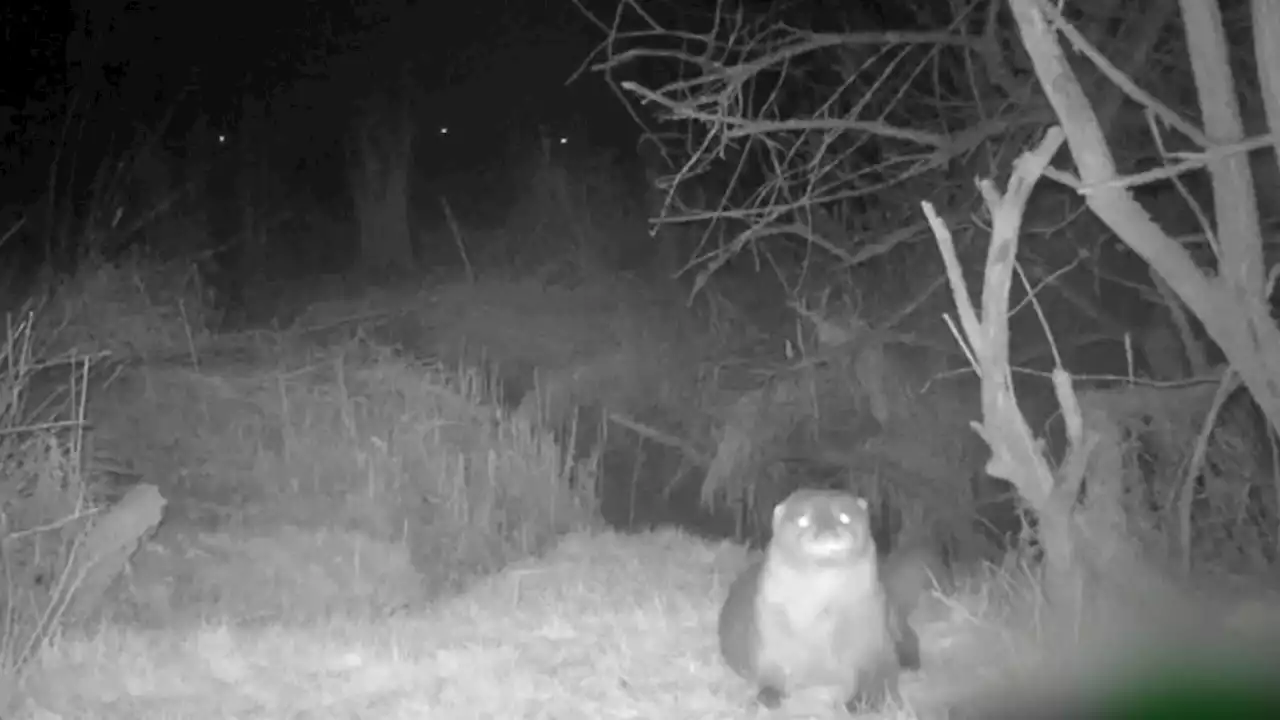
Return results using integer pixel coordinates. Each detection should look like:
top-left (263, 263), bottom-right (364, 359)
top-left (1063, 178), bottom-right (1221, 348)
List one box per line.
top-left (216, 133), bottom-right (229, 145)
top-left (438, 126), bottom-right (450, 136)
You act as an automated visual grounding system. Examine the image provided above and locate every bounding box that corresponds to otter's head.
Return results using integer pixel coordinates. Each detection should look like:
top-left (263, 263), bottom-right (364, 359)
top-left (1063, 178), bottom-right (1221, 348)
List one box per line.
top-left (772, 489), bottom-right (874, 564)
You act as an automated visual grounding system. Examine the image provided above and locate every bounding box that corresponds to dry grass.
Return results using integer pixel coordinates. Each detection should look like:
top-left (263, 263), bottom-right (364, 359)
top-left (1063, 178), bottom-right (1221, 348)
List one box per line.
top-left (0, 255), bottom-right (602, 714)
top-left (30, 255), bottom-right (215, 361)
top-left (17, 528), bottom-right (1055, 720)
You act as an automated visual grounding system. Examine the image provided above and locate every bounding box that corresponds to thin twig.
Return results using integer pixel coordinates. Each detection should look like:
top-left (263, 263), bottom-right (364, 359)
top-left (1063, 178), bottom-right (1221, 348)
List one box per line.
top-left (440, 196), bottom-right (474, 283)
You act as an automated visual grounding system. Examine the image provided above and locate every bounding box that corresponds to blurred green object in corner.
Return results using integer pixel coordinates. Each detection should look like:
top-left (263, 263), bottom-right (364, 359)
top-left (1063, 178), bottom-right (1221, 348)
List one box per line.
top-left (1096, 662), bottom-right (1280, 719)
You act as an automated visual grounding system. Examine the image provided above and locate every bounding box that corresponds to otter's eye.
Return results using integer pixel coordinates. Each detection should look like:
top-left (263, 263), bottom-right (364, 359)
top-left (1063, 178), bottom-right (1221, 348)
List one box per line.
top-left (838, 512), bottom-right (851, 524)
top-left (797, 515), bottom-right (811, 528)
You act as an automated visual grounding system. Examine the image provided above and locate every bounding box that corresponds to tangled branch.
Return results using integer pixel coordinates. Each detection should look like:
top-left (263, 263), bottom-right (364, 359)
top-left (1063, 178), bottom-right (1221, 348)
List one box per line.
top-left (579, 0), bottom-right (1045, 295)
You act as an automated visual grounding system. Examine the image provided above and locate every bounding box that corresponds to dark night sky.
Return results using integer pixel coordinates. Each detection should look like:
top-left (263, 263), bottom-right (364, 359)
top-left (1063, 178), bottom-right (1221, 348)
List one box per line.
top-left (1, 0), bottom-right (617, 176)
top-left (2, 0), bottom-right (600, 101)
top-left (0, 0), bottom-right (924, 189)
top-left (0, 0), bottom-right (650, 234)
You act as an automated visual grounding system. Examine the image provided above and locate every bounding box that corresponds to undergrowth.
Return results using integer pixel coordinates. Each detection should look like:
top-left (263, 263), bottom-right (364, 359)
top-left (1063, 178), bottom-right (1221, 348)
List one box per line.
top-left (0, 315), bottom-right (101, 681)
top-left (0, 248), bottom-right (606, 709)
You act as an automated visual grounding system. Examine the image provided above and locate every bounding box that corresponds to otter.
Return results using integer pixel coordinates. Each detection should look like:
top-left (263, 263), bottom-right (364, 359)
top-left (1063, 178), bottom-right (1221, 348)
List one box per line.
top-left (717, 488), bottom-right (935, 713)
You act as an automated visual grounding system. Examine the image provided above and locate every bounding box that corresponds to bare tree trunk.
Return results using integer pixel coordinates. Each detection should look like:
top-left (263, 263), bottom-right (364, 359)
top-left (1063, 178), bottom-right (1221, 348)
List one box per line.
top-left (350, 95), bottom-right (416, 274)
top-left (1009, 0), bottom-right (1280, 437)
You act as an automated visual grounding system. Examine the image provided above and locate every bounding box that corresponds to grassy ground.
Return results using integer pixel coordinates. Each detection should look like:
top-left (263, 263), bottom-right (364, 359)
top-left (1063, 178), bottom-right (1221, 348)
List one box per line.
top-left (19, 527), bottom-right (1037, 720)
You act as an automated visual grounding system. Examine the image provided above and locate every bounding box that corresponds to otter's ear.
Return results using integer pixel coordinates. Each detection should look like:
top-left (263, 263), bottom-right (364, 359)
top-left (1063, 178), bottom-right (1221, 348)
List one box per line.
top-left (856, 497), bottom-right (868, 511)
top-left (772, 501), bottom-right (787, 527)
